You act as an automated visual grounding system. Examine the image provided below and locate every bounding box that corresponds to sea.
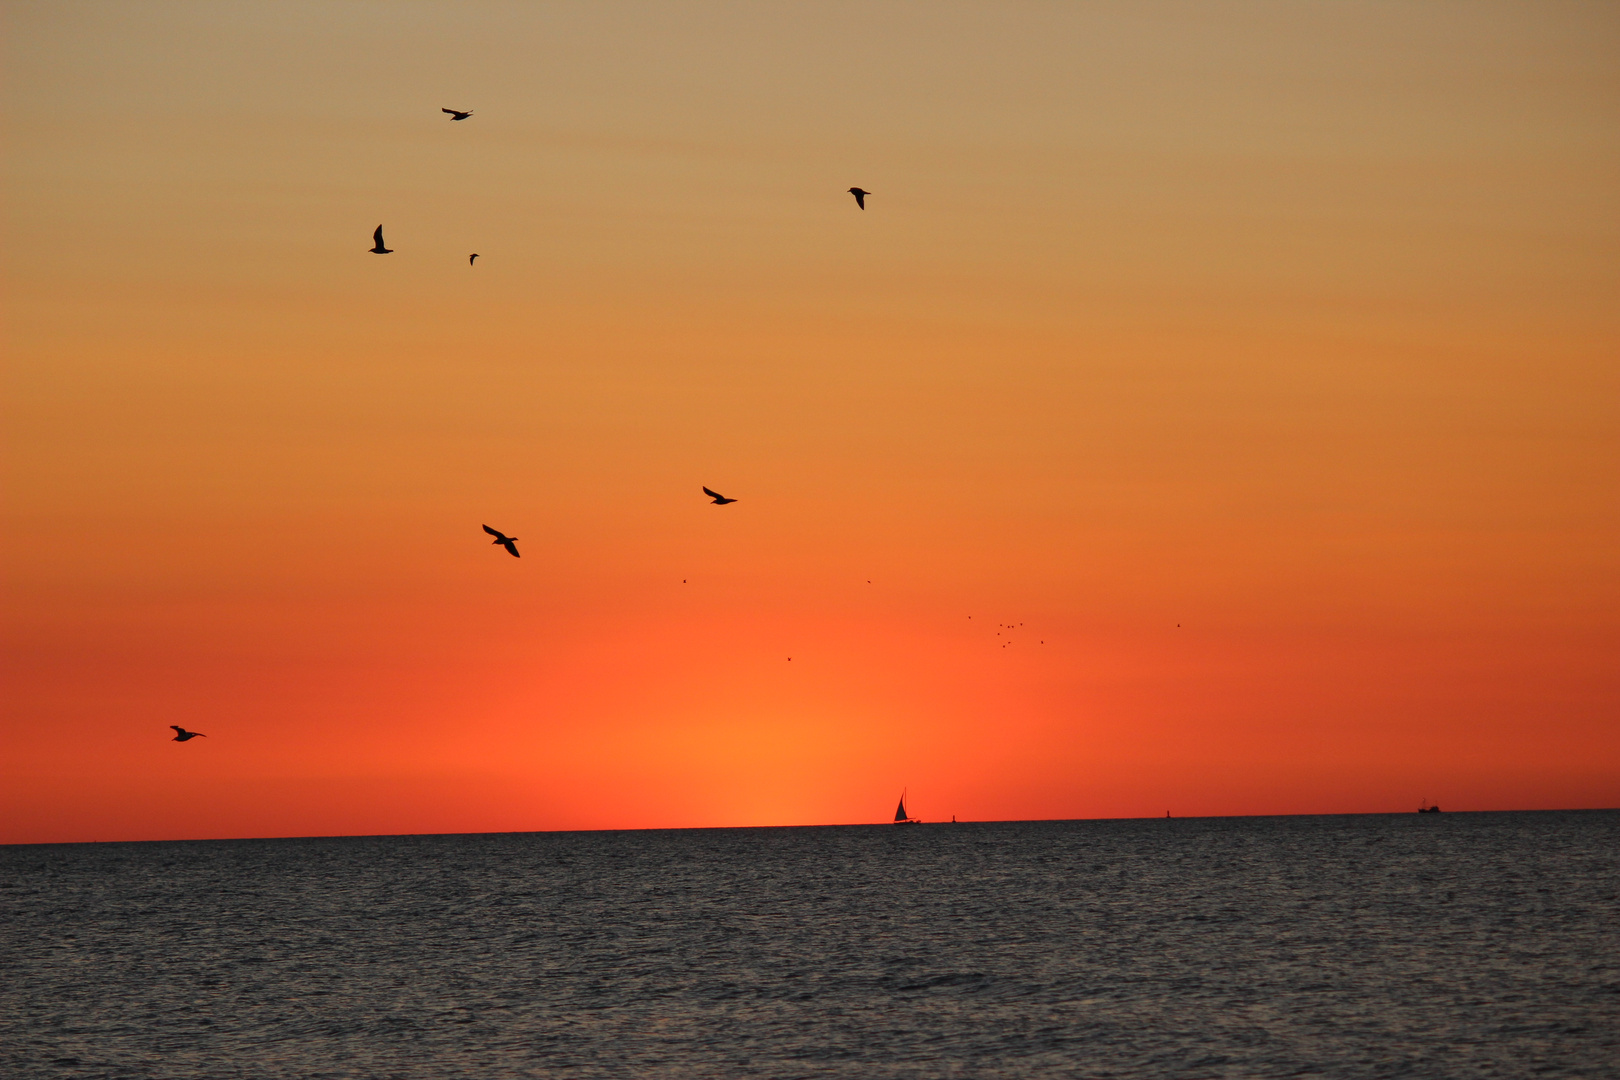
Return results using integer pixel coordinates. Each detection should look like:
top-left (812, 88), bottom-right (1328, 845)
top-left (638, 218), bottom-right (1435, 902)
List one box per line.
top-left (2, 811), bottom-right (1615, 1079)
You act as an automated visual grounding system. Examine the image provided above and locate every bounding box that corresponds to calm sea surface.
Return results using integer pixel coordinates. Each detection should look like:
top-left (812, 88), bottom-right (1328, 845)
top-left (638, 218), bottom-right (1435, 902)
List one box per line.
top-left (2, 812), bottom-right (1616, 1079)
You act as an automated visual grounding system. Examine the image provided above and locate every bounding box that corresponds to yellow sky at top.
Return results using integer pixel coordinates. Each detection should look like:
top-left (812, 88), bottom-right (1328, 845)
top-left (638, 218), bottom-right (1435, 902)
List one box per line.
top-left (3, 3), bottom-right (1617, 838)
top-left (9, 3), bottom-right (1613, 557)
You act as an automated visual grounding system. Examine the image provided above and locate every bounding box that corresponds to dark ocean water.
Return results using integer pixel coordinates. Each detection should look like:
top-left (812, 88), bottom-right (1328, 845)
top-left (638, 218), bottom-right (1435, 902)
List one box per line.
top-left (2, 812), bottom-right (1616, 1079)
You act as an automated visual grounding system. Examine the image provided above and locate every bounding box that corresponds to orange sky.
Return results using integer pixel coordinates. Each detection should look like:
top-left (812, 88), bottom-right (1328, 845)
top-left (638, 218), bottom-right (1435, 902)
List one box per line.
top-left (4, 2), bottom-right (1617, 843)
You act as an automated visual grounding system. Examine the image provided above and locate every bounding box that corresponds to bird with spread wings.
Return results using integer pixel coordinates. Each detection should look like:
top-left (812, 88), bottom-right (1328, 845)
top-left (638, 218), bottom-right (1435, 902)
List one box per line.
top-left (703, 487), bottom-right (737, 505)
top-left (482, 524), bottom-right (521, 557)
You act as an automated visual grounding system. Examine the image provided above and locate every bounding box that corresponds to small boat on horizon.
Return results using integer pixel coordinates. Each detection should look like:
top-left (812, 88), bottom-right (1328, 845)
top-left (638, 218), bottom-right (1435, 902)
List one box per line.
top-left (894, 790), bottom-right (920, 825)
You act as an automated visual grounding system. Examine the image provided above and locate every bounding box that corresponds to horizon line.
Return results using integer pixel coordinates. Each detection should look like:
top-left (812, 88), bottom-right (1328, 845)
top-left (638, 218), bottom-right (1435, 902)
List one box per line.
top-left (6, 806), bottom-right (1615, 849)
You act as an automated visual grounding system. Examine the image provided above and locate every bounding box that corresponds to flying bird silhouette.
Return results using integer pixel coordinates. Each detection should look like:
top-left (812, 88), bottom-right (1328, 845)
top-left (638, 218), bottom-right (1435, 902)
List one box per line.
top-left (848, 187), bottom-right (870, 209)
top-left (170, 726), bottom-right (206, 742)
top-left (482, 524), bottom-right (520, 557)
top-left (369, 225), bottom-right (392, 254)
top-left (703, 487), bottom-right (737, 505)
top-left (442, 108), bottom-right (473, 121)
top-left (469, 253), bottom-right (478, 266)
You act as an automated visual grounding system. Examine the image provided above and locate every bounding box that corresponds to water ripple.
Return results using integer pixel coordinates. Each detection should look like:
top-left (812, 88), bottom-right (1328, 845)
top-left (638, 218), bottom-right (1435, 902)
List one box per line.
top-left (3, 811), bottom-right (1616, 1078)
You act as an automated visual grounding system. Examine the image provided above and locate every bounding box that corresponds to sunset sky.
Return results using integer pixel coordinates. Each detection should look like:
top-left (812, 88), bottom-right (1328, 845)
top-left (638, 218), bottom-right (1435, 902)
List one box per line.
top-left (4, 2), bottom-right (1616, 844)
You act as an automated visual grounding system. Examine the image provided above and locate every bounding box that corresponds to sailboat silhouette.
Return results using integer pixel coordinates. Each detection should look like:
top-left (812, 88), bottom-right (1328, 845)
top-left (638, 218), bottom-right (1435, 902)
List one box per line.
top-left (894, 789), bottom-right (920, 825)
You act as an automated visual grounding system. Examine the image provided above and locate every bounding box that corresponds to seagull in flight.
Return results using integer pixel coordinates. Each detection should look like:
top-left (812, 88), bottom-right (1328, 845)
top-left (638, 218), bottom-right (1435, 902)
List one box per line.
top-left (848, 187), bottom-right (870, 209)
top-left (170, 726), bottom-right (206, 742)
top-left (370, 225), bottom-right (392, 254)
top-left (703, 487), bottom-right (737, 505)
top-left (482, 525), bottom-right (520, 557)
top-left (442, 108), bottom-right (473, 121)
top-left (469, 253), bottom-right (478, 266)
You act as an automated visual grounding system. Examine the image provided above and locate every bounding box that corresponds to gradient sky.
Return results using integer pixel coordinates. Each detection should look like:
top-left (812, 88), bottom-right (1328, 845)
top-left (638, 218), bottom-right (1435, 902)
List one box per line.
top-left (4, 2), bottom-right (1617, 843)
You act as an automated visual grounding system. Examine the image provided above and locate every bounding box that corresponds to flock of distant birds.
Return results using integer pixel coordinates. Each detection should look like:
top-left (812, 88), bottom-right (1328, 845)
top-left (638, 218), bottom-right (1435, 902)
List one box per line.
top-left (161, 108), bottom-right (1450, 820)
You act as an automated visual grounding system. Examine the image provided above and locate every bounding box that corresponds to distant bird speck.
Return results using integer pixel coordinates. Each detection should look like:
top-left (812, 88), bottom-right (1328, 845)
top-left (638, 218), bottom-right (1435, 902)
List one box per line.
top-left (469, 253), bottom-right (479, 266)
top-left (848, 187), bottom-right (870, 209)
top-left (369, 225), bottom-right (392, 254)
top-left (703, 486), bottom-right (737, 505)
top-left (442, 108), bottom-right (473, 121)
top-left (170, 726), bottom-right (205, 742)
top-left (482, 524), bottom-right (520, 558)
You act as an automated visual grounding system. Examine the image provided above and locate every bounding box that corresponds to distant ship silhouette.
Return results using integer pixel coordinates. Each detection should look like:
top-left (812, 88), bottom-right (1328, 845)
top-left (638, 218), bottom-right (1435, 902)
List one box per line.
top-left (894, 790), bottom-right (920, 825)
